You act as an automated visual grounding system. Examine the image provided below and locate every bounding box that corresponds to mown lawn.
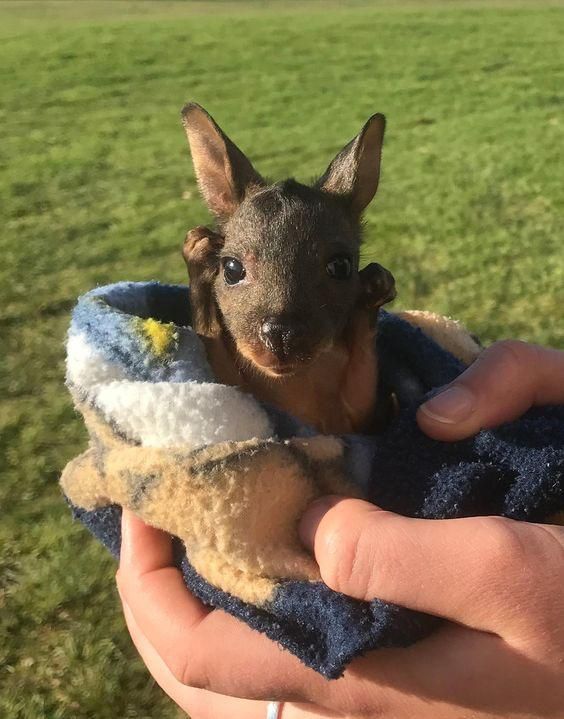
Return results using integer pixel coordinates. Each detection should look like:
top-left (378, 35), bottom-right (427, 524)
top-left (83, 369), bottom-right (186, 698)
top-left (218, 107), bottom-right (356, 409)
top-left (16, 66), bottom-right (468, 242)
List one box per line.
top-left (1, 1), bottom-right (563, 717)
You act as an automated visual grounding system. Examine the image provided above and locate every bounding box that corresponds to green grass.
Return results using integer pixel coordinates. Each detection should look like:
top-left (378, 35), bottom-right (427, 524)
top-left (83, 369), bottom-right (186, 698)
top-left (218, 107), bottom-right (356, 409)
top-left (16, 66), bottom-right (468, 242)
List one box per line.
top-left (1, 1), bottom-right (563, 717)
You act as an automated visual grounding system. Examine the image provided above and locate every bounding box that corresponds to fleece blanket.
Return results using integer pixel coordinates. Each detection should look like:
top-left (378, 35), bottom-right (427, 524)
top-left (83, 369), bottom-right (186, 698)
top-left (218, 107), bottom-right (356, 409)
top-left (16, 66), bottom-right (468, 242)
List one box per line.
top-left (61, 281), bottom-right (564, 679)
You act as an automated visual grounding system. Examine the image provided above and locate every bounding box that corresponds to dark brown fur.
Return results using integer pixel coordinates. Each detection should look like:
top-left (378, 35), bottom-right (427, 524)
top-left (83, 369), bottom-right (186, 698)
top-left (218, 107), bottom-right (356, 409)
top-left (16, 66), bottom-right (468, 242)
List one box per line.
top-left (181, 103), bottom-right (396, 434)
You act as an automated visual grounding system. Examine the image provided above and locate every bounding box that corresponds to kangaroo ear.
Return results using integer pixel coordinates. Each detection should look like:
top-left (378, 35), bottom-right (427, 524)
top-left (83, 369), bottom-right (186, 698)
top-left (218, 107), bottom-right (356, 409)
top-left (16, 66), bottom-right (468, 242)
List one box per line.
top-left (181, 103), bottom-right (265, 224)
top-left (316, 113), bottom-right (386, 216)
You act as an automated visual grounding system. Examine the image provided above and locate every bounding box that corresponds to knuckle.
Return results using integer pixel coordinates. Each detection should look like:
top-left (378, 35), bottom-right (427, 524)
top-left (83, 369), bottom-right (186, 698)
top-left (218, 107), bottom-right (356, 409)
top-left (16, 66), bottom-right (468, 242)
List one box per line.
top-left (470, 518), bottom-right (564, 641)
top-left (320, 509), bottom-right (393, 601)
top-left (335, 526), bottom-right (367, 597)
top-left (485, 339), bottom-right (533, 375)
top-left (173, 656), bottom-right (209, 691)
top-left (331, 669), bottom-right (392, 718)
top-left (520, 523), bottom-right (564, 582)
top-left (345, 697), bottom-right (389, 719)
top-left (509, 525), bottom-right (564, 643)
top-left (472, 340), bottom-right (539, 409)
top-left (317, 511), bottom-right (353, 592)
top-left (489, 338), bottom-right (531, 358)
top-left (480, 517), bottom-right (534, 578)
top-left (168, 656), bottom-right (188, 684)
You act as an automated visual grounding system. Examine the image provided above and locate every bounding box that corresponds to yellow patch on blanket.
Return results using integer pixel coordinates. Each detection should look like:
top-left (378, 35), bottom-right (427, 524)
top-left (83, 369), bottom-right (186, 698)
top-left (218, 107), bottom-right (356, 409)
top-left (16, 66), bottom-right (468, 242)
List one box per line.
top-left (135, 317), bottom-right (178, 358)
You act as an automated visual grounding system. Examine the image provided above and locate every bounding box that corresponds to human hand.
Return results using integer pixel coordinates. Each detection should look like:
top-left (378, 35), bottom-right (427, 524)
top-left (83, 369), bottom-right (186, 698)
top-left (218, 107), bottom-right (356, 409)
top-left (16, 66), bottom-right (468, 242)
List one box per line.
top-left (416, 339), bottom-right (564, 440)
top-left (116, 340), bottom-right (564, 718)
top-left (117, 510), bottom-right (342, 718)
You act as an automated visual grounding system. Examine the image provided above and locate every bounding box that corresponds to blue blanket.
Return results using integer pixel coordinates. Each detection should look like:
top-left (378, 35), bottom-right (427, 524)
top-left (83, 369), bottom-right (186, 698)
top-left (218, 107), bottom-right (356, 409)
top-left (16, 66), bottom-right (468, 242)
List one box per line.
top-left (61, 282), bottom-right (564, 678)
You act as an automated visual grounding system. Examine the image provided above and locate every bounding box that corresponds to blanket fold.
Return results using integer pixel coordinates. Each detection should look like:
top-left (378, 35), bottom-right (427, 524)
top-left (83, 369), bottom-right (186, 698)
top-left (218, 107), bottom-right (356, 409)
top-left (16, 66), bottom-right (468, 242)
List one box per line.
top-left (61, 281), bottom-right (564, 678)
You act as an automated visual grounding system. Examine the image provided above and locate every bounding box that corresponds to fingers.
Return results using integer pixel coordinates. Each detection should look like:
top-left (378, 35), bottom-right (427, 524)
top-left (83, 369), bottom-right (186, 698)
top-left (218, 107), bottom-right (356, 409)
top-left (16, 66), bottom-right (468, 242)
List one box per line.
top-left (117, 510), bottom-right (212, 673)
top-left (417, 340), bottom-right (564, 441)
top-left (122, 600), bottom-right (270, 719)
top-left (300, 497), bottom-right (564, 637)
top-left (119, 508), bottom-right (175, 571)
top-left (116, 510), bottom-right (328, 704)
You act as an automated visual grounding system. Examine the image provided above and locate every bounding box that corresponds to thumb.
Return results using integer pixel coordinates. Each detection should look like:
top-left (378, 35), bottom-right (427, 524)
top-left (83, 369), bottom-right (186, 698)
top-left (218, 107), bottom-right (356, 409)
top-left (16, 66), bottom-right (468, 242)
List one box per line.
top-left (417, 340), bottom-right (564, 441)
top-left (299, 496), bottom-right (564, 636)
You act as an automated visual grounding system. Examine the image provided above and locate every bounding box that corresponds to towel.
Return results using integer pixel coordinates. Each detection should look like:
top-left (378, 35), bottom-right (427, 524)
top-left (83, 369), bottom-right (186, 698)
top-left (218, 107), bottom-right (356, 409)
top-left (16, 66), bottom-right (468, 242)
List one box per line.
top-left (61, 281), bottom-right (564, 678)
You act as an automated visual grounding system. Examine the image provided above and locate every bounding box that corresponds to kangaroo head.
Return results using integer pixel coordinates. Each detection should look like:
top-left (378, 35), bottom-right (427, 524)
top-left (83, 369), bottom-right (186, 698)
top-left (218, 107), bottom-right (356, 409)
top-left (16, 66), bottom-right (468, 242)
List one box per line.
top-left (181, 103), bottom-right (395, 377)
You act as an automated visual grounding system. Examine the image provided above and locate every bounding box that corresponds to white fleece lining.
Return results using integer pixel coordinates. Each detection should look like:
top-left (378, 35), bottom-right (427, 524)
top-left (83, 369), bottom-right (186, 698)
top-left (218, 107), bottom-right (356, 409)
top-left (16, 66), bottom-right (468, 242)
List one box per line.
top-left (94, 380), bottom-right (273, 448)
top-left (67, 327), bottom-right (274, 449)
top-left (66, 332), bottom-right (128, 389)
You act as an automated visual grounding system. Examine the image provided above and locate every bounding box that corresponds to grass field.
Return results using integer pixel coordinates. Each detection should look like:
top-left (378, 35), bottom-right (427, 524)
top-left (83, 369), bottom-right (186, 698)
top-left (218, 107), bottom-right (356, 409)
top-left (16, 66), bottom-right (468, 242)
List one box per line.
top-left (1, 1), bottom-right (563, 717)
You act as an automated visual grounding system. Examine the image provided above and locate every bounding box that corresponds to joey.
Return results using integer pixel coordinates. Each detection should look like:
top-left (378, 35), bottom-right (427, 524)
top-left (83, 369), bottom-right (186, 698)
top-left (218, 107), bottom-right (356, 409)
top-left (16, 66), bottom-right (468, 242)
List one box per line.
top-left (181, 103), bottom-right (396, 434)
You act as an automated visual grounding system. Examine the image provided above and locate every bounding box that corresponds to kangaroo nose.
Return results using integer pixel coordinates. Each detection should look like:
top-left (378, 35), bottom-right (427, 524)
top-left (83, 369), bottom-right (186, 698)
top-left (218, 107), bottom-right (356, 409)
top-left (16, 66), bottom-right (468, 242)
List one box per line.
top-left (259, 316), bottom-right (300, 359)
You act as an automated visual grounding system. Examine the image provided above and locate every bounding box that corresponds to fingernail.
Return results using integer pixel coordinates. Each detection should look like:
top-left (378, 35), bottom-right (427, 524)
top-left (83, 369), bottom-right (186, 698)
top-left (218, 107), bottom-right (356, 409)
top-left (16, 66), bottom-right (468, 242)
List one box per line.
top-left (419, 385), bottom-right (476, 424)
top-left (299, 496), bottom-right (341, 551)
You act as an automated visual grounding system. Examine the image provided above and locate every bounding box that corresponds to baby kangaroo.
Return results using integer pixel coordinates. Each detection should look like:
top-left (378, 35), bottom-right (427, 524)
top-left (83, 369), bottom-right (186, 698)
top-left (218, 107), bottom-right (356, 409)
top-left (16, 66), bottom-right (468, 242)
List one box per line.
top-left (181, 103), bottom-right (396, 434)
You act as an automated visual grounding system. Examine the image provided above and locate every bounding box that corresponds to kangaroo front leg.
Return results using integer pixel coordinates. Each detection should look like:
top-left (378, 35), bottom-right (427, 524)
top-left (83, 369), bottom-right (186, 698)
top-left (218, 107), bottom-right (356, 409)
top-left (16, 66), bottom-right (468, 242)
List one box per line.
top-left (182, 226), bottom-right (224, 338)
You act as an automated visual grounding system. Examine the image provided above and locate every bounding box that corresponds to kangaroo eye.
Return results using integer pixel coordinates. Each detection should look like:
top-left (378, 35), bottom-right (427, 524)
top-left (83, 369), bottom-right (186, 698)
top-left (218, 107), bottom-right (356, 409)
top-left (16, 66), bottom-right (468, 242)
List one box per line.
top-left (222, 257), bottom-right (246, 285)
top-left (326, 255), bottom-right (352, 280)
